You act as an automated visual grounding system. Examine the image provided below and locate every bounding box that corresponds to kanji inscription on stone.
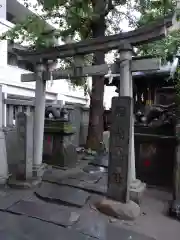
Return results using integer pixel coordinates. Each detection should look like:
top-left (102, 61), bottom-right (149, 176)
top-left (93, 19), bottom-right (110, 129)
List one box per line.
top-left (16, 112), bottom-right (33, 180)
top-left (115, 106), bottom-right (126, 117)
top-left (107, 96), bottom-right (132, 203)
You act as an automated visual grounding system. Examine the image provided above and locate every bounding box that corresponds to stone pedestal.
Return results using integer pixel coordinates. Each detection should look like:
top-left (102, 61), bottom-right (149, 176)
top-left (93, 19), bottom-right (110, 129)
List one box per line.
top-left (130, 180), bottom-right (146, 204)
top-left (0, 128), bottom-right (8, 184)
top-left (43, 119), bottom-right (78, 168)
top-left (7, 112), bottom-right (41, 188)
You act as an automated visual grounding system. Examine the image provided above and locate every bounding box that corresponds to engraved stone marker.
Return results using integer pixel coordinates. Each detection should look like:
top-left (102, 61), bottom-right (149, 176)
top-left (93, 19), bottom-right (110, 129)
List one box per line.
top-left (107, 96), bottom-right (132, 203)
top-left (16, 112), bottom-right (33, 180)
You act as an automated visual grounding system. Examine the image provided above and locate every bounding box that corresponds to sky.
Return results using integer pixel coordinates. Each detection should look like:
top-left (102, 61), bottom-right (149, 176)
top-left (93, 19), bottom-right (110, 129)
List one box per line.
top-left (17, 0), bottom-right (140, 109)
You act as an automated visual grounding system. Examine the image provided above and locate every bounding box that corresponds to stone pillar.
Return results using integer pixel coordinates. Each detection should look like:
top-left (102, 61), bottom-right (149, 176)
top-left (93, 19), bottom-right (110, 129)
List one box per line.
top-left (0, 85), bottom-right (8, 184)
top-left (107, 96), bottom-right (132, 203)
top-left (33, 63), bottom-right (47, 177)
top-left (119, 43), bottom-right (145, 203)
top-left (8, 112), bottom-right (41, 188)
top-left (16, 112), bottom-right (33, 180)
top-left (169, 122), bottom-right (180, 217)
top-left (129, 59), bottom-right (136, 182)
top-left (119, 44), bottom-right (135, 181)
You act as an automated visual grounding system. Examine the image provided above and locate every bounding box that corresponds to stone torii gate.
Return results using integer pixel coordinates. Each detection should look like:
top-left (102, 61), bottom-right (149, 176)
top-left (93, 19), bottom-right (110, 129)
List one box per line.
top-left (13, 13), bottom-right (176, 203)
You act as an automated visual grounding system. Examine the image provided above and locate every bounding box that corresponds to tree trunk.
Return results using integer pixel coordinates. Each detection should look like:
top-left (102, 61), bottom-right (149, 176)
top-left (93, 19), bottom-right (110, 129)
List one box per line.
top-left (86, 5), bottom-right (106, 150)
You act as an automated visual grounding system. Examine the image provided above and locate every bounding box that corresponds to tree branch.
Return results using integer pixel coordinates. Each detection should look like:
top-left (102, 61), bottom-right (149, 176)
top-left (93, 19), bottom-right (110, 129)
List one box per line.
top-left (105, 0), bottom-right (114, 16)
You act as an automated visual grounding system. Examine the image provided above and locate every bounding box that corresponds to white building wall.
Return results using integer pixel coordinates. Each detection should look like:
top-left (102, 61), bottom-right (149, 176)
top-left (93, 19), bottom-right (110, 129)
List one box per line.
top-left (0, 0), bottom-right (117, 108)
top-left (0, 15), bottom-right (88, 105)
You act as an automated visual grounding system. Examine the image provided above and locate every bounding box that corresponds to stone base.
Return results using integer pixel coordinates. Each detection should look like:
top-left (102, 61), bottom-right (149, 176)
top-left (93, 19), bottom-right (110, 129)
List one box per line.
top-left (130, 179), bottom-right (146, 204)
top-left (33, 163), bottom-right (47, 178)
top-left (83, 155), bottom-right (96, 161)
top-left (7, 177), bottom-right (42, 189)
top-left (169, 199), bottom-right (180, 220)
top-left (94, 198), bottom-right (140, 220)
top-left (0, 175), bottom-right (9, 185)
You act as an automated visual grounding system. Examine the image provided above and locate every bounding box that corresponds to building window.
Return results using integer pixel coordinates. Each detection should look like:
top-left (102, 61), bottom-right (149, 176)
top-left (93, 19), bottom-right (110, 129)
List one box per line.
top-left (6, 12), bottom-right (15, 24)
top-left (8, 52), bottom-right (34, 72)
top-left (8, 53), bottom-right (18, 66)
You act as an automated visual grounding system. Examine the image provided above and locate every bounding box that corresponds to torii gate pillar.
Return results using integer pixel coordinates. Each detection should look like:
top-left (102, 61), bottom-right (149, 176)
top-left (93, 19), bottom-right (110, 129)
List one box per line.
top-left (118, 43), bottom-right (145, 201)
top-left (33, 62), bottom-right (47, 178)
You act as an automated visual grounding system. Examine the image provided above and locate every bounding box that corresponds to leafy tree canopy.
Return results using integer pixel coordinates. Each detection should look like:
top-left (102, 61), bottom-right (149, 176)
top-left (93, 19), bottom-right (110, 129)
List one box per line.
top-left (1, 0), bottom-right (140, 92)
top-left (136, 0), bottom-right (180, 62)
top-left (2, 0), bottom-right (137, 47)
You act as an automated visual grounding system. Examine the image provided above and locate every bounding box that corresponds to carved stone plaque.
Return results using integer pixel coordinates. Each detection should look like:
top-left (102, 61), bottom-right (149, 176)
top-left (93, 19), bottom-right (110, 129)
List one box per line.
top-left (16, 112), bottom-right (33, 180)
top-left (107, 97), bottom-right (132, 202)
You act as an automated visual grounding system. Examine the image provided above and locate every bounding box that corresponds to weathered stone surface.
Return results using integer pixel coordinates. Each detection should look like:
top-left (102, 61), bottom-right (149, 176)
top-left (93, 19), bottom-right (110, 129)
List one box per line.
top-left (130, 181), bottom-right (146, 205)
top-left (83, 165), bottom-right (107, 174)
top-left (72, 210), bottom-right (154, 240)
top-left (8, 200), bottom-right (80, 226)
top-left (0, 129), bottom-right (8, 184)
top-left (43, 119), bottom-right (78, 168)
top-left (103, 131), bottom-right (110, 153)
top-left (169, 199), bottom-right (180, 220)
top-left (98, 176), bottom-right (108, 186)
top-left (83, 155), bottom-right (96, 161)
top-left (94, 199), bottom-right (140, 220)
top-left (60, 177), bottom-right (107, 195)
top-left (0, 211), bottom-right (96, 240)
top-left (85, 149), bottom-right (97, 156)
top-left (16, 112), bottom-right (33, 180)
top-left (35, 182), bottom-right (90, 207)
top-left (89, 154), bottom-right (108, 168)
top-left (72, 210), bottom-right (108, 239)
top-left (32, 163), bottom-right (47, 178)
top-left (107, 97), bottom-right (132, 202)
top-left (67, 171), bottom-right (102, 184)
top-left (0, 189), bottom-right (31, 210)
top-left (8, 177), bottom-right (41, 189)
top-left (43, 167), bottom-right (66, 183)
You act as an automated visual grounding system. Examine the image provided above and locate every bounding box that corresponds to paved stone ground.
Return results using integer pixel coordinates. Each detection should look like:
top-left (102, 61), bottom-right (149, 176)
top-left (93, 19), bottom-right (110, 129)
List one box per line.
top-left (0, 160), bottom-right (179, 239)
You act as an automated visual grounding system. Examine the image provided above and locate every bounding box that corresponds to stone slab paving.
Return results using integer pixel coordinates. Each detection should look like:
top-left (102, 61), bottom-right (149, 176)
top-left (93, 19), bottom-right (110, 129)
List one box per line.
top-left (60, 177), bottom-right (107, 195)
top-left (0, 188), bottom-right (33, 210)
top-left (0, 211), bottom-right (96, 240)
top-left (67, 171), bottom-right (102, 184)
top-left (43, 161), bottom-right (89, 183)
top-left (83, 165), bottom-right (107, 174)
top-left (35, 182), bottom-right (90, 207)
top-left (72, 210), bottom-right (155, 240)
top-left (122, 189), bottom-right (180, 240)
top-left (89, 154), bottom-right (109, 168)
top-left (7, 200), bottom-right (80, 227)
top-left (43, 166), bottom-right (108, 195)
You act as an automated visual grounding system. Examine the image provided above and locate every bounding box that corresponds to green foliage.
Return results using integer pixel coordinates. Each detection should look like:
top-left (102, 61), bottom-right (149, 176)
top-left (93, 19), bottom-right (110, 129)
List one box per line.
top-left (0, 0), bottom-right (138, 94)
top-left (136, 0), bottom-right (180, 102)
top-left (136, 0), bottom-right (178, 61)
top-left (175, 68), bottom-right (180, 103)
